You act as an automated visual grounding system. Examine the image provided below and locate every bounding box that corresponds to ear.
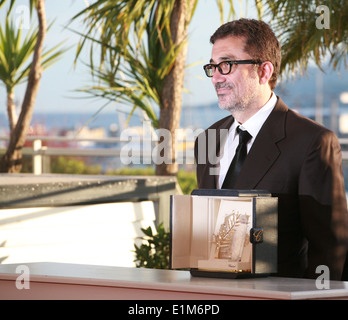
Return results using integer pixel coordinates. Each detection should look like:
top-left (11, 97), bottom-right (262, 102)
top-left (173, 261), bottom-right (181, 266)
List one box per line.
top-left (258, 61), bottom-right (274, 86)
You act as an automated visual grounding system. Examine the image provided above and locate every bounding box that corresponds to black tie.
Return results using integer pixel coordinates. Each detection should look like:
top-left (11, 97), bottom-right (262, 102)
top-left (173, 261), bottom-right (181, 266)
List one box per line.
top-left (222, 126), bottom-right (252, 189)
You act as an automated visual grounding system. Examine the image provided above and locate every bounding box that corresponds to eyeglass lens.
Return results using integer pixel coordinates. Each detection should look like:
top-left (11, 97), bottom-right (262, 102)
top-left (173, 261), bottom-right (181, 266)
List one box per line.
top-left (205, 61), bottom-right (232, 77)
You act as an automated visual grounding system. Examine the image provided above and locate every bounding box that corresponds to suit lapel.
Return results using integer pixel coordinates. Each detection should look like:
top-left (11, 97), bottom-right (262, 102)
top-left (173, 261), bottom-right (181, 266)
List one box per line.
top-left (234, 97), bottom-right (288, 189)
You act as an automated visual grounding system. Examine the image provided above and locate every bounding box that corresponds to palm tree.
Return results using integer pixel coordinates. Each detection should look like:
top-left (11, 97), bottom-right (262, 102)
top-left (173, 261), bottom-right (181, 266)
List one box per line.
top-left (0, 0), bottom-right (64, 173)
top-left (74, 0), bottom-right (200, 176)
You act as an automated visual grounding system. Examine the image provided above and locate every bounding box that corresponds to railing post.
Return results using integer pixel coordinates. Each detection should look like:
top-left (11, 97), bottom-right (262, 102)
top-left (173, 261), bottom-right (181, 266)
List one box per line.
top-left (33, 139), bottom-right (42, 175)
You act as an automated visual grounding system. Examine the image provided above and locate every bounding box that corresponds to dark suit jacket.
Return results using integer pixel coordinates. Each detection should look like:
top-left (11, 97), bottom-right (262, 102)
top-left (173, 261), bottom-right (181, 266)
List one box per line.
top-left (194, 96), bottom-right (348, 280)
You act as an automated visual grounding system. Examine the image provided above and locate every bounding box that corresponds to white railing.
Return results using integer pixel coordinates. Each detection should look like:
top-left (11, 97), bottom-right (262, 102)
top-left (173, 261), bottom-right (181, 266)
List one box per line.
top-left (1, 136), bottom-right (348, 175)
top-left (0, 135), bottom-right (196, 174)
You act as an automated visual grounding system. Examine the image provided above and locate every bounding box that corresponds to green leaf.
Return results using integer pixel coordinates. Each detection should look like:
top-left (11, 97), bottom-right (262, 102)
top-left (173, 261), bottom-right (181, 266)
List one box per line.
top-left (141, 226), bottom-right (153, 238)
top-left (133, 223), bottom-right (170, 269)
top-left (0, 14), bottom-right (66, 90)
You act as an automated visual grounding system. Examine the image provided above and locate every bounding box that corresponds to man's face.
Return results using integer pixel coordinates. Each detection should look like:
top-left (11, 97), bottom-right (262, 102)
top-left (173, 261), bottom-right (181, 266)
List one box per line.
top-left (210, 36), bottom-right (260, 115)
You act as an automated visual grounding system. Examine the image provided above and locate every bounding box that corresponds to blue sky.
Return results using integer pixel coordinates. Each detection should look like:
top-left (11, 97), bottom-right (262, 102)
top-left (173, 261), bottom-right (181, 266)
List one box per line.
top-left (0, 0), bottom-right (261, 115)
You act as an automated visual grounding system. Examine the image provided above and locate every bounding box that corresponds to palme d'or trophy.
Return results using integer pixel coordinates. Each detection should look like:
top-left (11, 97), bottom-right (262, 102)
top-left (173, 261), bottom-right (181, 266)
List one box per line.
top-left (198, 211), bottom-right (252, 272)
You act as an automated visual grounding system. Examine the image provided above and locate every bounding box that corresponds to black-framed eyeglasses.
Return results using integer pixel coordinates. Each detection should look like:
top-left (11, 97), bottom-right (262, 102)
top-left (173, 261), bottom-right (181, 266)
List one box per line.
top-left (203, 60), bottom-right (262, 77)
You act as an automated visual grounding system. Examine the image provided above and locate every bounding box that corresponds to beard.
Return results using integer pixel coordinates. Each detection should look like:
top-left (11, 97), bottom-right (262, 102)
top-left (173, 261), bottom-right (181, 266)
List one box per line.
top-left (216, 79), bottom-right (258, 114)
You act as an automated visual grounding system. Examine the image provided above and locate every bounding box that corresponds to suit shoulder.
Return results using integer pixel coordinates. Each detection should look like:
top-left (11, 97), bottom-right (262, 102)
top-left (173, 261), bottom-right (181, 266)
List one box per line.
top-left (205, 114), bottom-right (233, 130)
top-left (283, 106), bottom-right (340, 151)
top-left (286, 107), bottom-right (332, 135)
top-left (276, 96), bottom-right (329, 133)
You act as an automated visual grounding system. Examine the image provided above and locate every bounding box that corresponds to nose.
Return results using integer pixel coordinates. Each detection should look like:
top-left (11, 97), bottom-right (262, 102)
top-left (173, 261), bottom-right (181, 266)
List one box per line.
top-left (211, 69), bottom-right (226, 85)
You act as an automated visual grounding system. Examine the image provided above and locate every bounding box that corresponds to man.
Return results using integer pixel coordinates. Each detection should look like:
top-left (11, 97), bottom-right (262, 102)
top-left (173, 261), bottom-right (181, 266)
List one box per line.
top-left (194, 18), bottom-right (348, 280)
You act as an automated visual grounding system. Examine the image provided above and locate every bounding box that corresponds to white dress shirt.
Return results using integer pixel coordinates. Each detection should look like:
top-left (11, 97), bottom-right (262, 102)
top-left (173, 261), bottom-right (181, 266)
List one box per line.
top-left (218, 93), bottom-right (277, 188)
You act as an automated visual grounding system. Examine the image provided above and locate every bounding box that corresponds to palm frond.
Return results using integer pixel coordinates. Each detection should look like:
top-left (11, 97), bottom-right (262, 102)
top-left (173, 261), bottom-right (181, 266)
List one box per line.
top-left (72, 0), bottom-right (198, 128)
top-left (0, 14), bottom-right (67, 91)
top-left (264, 0), bottom-right (348, 77)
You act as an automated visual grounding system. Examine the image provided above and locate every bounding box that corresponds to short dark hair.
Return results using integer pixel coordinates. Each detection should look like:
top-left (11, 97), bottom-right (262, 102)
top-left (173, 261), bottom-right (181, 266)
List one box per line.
top-left (210, 18), bottom-right (281, 90)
